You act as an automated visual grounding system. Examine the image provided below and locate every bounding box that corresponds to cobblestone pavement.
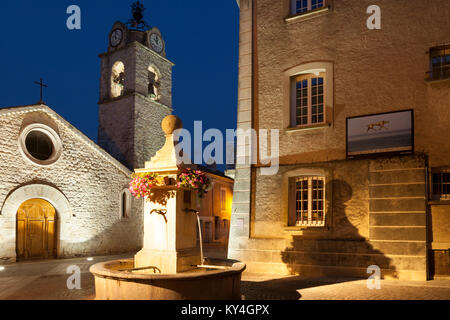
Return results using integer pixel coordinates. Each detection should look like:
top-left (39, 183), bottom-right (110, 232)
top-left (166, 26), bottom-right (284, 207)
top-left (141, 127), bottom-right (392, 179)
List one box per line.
top-left (1, 255), bottom-right (450, 300)
top-left (0, 254), bottom-right (131, 300)
top-left (241, 273), bottom-right (450, 300)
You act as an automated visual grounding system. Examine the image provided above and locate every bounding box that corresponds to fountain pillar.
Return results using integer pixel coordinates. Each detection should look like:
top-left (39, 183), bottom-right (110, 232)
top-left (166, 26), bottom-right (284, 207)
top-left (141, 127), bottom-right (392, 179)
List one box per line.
top-left (134, 115), bottom-right (201, 274)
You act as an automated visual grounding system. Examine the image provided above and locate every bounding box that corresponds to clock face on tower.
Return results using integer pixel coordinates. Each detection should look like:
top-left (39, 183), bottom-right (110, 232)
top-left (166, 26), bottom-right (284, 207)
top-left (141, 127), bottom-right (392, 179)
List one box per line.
top-left (149, 33), bottom-right (164, 54)
top-left (110, 29), bottom-right (123, 47)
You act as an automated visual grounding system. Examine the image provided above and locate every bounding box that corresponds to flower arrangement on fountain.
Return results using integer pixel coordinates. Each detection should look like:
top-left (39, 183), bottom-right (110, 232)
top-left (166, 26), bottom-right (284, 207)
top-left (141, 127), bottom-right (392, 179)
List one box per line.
top-left (129, 172), bottom-right (161, 199)
top-left (129, 168), bottom-right (211, 200)
top-left (176, 168), bottom-right (211, 199)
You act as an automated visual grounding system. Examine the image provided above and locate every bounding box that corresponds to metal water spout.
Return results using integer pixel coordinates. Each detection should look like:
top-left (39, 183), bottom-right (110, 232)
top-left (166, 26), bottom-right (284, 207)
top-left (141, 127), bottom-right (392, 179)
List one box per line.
top-left (183, 208), bottom-right (204, 265)
top-left (196, 212), bottom-right (205, 265)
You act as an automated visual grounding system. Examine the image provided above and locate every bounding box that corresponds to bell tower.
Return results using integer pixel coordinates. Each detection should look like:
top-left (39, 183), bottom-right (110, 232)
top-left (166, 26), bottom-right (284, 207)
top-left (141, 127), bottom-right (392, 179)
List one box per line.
top-left (98, 1), bottom-right (174, 170)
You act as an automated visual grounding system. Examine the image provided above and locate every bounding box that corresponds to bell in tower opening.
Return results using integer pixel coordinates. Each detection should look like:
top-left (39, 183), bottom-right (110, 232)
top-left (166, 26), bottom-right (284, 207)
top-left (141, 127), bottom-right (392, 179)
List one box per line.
top-left (98, 0), bottom-right (174, 170)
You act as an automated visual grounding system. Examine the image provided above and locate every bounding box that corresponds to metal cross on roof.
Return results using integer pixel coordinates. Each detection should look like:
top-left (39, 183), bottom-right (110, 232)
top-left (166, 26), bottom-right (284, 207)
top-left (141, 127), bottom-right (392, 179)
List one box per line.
top-left (34, 78), bottom-right (48, 103)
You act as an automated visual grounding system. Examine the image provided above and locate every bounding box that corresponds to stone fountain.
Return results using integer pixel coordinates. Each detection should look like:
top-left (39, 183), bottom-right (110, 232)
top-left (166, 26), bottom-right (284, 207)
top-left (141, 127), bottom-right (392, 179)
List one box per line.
top-left (90, 115), bottom-right (245, 300)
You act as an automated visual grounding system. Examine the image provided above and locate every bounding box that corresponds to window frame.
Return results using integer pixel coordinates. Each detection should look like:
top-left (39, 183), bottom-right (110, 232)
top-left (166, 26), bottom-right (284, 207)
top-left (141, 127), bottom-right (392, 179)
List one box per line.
top-left (18, 123), bottom-right (63, 167)
top-left (120, 189), bottom-right (132, 219)
top-left (25, 130), bottom-right (54, 161)
top-left (283, 167), bottom-right (331, 230)
top-left (293, 72), bottom-right (326, 127)
top-left (289, 175), bottom-right (326, 227)
top-left (283, 62), bottom-right (333, 131)
top-left (430, 168), bottom-right (450, 201)
top-left (427, 44), bottom-right (450, 81)
top-left (291, 0), bottom-right (326, 15)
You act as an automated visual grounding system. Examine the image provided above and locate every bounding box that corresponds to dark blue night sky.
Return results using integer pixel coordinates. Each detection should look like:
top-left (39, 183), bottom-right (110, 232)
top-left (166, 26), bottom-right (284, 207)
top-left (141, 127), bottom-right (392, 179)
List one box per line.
top-left (0, 1), bottom-right (239, 153)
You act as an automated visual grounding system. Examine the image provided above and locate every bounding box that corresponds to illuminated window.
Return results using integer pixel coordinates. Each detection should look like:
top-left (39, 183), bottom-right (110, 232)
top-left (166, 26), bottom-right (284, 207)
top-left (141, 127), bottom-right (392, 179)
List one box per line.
top-left (292, 73), bottom-right (325, 126)
top-left (289, 176), bottom-right (325, 226)
top-left (432, 169), bottom-right (450, 200)
top-left (428, 45), bottom-right (450, 81)
top-left (111, 61), bottom-right (125, 98)
top-left (291, 0), bottom-right (325, 15)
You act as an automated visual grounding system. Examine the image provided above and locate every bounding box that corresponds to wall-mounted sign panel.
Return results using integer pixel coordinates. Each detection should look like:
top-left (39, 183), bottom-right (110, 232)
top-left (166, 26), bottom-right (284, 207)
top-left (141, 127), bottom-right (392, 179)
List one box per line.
top-left (347, 110), bottom-right (414, 158)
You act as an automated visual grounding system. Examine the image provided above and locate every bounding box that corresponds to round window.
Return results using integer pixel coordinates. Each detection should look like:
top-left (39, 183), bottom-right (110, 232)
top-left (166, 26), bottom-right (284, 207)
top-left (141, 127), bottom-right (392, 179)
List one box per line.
top-left (19, 123), bottom-right (62, 166)
top-left (25, 131), bottom-right (54, 161)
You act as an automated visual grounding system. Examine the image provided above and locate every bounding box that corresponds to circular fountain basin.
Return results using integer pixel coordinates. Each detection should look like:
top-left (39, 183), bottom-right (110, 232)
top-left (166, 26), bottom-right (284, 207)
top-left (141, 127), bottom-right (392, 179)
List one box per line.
top-left (90, 258), bottom-right (246, 300)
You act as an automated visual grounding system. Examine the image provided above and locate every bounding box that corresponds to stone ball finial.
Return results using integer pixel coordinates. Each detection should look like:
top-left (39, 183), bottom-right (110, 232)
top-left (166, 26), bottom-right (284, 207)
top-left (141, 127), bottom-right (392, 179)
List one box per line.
top-left (161, 115), bottom-right (183, 134)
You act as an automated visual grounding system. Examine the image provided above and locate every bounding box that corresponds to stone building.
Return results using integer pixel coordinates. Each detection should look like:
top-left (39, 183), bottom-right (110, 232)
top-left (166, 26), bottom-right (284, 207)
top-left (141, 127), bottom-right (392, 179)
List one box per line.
top-left (0, 17), bottom-right (175, 263)
top-left (228, 0), bottom-right (450, 280)
top-left (196, 168), bottom-right (234, 246)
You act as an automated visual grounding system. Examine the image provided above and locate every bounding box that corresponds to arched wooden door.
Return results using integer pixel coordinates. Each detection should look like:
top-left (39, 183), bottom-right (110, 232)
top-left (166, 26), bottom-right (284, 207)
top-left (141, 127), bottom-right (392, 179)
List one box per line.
top-left (16, 199), bottom-right (57, 260)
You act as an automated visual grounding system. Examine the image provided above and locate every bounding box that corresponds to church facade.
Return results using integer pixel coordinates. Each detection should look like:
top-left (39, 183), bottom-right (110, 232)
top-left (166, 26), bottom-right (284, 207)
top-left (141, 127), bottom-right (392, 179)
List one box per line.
top-left (0, 104), bottom-right (143, 262)
top-left (0, 19), bottom-right (173, 263)
top-left (229, 0), bottom-right (450, 280)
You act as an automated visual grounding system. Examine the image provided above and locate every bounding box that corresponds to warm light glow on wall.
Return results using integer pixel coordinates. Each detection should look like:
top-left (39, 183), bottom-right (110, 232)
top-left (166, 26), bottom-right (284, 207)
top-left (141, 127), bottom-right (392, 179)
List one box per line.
top-left (226, 193), bottom-right (233, 220)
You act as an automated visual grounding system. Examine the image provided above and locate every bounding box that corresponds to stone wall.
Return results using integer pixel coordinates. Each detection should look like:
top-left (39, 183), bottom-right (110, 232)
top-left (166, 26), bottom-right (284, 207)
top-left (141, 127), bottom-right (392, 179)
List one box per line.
top-left (251, 0), bottom-right (450, 164)
top-left (0, 105), bottom-right (144, 263)
top-left (98, 95), bottom-right (135, 168)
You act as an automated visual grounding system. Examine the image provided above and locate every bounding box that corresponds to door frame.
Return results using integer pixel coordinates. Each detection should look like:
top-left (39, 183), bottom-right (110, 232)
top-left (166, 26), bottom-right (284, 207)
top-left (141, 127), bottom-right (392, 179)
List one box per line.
top-left (1, 184), bottom-right (72, 262)
top-left (16, 198), bottom-right (58, 261)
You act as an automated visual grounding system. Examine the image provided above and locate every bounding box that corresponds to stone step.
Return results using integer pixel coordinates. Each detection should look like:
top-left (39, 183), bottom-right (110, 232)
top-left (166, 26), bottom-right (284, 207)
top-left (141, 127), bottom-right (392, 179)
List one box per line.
top-left (369, 170), bottom-right (426, 185)
top-left (289, 239), bottom-right (377, 254)
top-left (279, 250), bottom-right (426, 271)
top-left (369, 226), bottom-right (426, 241)
top-left (370, 212), bottom-right (426, 227)
top-left (369, 184), bottom-right (426, 198)
top-left (369, 198), bottom-right (426, 212)
top-left (236, 238), bottom-right (428, 256)
top-left (370, 240), bottom-right (427, 256)
top-left (368, 156), bottom-right (427, 277)
top-left (369, 155), bottom-right (426, 172)
top-left (244, 261), bottom-right (426, 280)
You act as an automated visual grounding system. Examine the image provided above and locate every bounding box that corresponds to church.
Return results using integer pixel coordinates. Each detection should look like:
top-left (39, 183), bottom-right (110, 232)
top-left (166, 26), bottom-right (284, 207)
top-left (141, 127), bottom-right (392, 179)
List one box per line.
top-left (0, 11), bottom-right (180, 263)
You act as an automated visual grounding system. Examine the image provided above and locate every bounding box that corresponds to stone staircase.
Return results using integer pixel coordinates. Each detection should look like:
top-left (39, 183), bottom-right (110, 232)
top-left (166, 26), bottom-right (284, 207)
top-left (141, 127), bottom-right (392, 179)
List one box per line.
top-left (368, 156), bottom-right (428, 280)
